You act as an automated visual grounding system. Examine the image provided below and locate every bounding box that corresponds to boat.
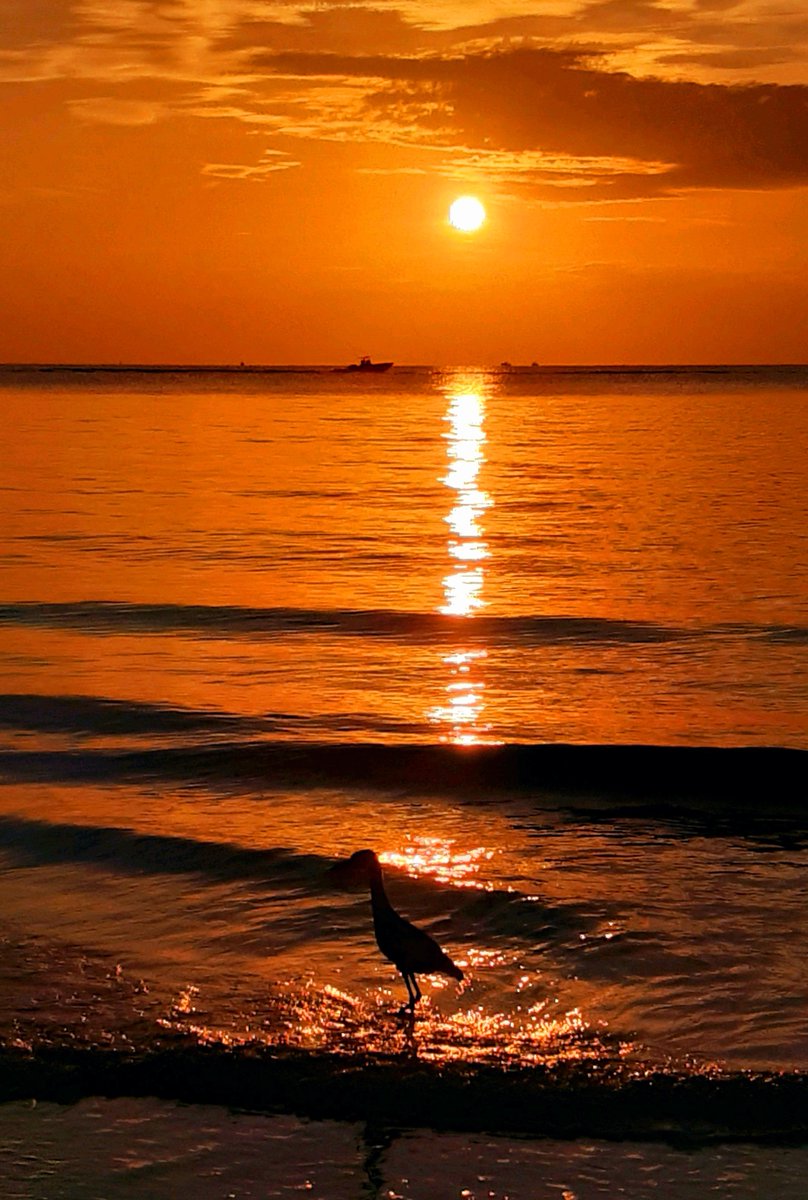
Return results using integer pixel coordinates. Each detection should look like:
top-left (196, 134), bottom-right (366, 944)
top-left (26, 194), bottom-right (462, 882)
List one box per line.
top-left (336, 356), bottom-right (393, 373)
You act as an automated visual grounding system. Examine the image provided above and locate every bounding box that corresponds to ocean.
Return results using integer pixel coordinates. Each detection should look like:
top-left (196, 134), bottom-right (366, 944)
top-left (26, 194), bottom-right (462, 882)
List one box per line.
top-left (1, 363), bottom-right (807, 1197)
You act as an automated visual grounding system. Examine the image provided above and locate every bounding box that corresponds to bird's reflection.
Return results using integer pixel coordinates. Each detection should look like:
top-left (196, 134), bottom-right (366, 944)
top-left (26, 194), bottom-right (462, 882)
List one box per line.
top-left (359, 1122), bottom-right (398, 1200)
top-left (430, 377), bottom-right (495, 744)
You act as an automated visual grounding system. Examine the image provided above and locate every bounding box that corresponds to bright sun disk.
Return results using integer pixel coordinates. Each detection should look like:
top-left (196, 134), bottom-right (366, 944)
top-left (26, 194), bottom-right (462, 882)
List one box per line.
top-left (449, 196), bottom-right (486, 233)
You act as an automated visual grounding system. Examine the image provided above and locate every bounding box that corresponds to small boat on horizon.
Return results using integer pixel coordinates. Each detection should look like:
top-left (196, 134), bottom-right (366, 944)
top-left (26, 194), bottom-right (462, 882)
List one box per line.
top-left (336, 356), bottom-right (393, 373)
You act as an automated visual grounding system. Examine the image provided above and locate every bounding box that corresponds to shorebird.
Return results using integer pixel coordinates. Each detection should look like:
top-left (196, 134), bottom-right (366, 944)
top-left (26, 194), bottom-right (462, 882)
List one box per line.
top-left (329, 849), bottom-right (464, 1011)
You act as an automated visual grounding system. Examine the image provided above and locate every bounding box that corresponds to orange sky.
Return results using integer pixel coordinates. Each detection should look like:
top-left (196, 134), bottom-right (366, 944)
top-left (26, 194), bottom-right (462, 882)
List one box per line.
top-left (1, 0), bottom-right (806, 365)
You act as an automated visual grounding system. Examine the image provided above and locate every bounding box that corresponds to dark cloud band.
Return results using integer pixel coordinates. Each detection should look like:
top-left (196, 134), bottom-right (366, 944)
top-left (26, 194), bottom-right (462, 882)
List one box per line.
top-left (256, 47), bottom-right (808, 196)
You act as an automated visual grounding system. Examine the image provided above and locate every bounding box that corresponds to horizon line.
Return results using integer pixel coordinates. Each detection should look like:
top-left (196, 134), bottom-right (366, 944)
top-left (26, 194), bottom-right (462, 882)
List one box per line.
top-left (2, 361), bottom-right (807, 373)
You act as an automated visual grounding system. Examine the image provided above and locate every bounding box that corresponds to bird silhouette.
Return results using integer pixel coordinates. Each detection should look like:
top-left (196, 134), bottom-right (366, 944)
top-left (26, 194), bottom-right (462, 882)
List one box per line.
top-left (329, 848), bottom-right (464, 1011)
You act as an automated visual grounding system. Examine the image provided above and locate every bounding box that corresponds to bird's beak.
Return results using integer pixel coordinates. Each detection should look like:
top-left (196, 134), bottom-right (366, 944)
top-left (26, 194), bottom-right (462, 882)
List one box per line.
top-left (326, 859), bottom-right (364, 890)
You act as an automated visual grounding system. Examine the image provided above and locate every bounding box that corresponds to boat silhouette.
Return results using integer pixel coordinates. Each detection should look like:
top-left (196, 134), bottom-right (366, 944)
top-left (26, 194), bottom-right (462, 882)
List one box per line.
top-left (336, 356), bottom-right (393, 373)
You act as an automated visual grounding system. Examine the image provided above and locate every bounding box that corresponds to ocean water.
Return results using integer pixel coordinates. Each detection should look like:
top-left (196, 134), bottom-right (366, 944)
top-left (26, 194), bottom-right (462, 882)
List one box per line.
top-left (1, 363), bottom-right (807, 1196)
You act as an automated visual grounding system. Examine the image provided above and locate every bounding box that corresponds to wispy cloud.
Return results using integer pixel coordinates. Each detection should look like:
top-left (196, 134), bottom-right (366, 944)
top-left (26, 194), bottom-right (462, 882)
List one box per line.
top-left (248, 47), bottom-right (808, 197)
top-left (2, 0), bottom-right (806, 199)
top-left (67, 96), bottom-right (167, 125)
top-left (202, 148), bottom-right (301, 179)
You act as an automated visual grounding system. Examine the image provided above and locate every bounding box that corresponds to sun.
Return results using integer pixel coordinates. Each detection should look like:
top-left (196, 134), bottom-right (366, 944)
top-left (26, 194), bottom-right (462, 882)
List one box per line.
top-left (449, 196), bottom-right (486, 233)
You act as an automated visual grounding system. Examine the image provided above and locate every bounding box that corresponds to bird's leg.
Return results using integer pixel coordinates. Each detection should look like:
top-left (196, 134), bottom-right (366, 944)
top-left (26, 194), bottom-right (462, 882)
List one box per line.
top-left (411, 975), bottom-right (422, 1006)
top-left (397, 973), bottom-right (417, 1017)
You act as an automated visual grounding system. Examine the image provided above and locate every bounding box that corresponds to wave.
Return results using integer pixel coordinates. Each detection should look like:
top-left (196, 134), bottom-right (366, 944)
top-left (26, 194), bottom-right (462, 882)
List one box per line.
top-left (0, 693), bottom-right (435, 744)
top-left (0, 693), bottom-right (420, 739)
top-left (0, 814), bottom-right (506, 917)
top-left (0, 813), bottom-right (321, 889)
top-left (0, 738), bottom-right (804, 810)
top-left (0, 693), bottom-right (262, 737)
top-left (2, 1037), bottom-right (806, 1145)
top-left (3, 600), bottom-right (806, 647)
top-left (0, 814), bottom-right (584, 949)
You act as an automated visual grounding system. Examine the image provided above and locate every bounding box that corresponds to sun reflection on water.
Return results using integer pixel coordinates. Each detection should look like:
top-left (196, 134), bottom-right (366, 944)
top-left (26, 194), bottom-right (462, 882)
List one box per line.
top-left (430, 376), bottom-right (497, 744)
top-left (440, 389), bottom-right (490, 621)
top-left (379, 836), bottom-right (496, 891)
top-left (418, 1002), bottom-right (610, 1068)
top-left (162, 980), bottom-right (623, 1070)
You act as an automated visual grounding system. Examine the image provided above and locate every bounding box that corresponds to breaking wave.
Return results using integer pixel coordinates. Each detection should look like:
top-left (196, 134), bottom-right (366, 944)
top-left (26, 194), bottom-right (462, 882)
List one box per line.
top-left (2, 600), bottom-right (806, 647)
top-left (2, 1037), bottom-right (807, 1146)
top-left (0, 736), bottom-right (803, 811)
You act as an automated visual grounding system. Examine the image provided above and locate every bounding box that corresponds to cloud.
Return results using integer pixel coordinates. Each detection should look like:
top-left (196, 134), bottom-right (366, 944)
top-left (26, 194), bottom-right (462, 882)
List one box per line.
top-left (2, 0), bottom-right (807, 200)
top-left (4, 0), bottom-right (807, 87)
top-left (67, 96), bottom-right (167, 124)
top-left (659, 46), bottom-right (804, 72)
top-left (202, 148), bottom-right (301, 179)
top-left (252, 47), bottom-right (808, 197)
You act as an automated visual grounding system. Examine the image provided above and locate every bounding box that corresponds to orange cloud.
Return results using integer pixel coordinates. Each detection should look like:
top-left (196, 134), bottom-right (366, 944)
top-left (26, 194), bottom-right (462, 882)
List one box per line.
top-left (254, 47), bottom-right (808, 197)
top-left (2, 1), bottom-right (806, 200)
top-left (68, 96), bottom-right (167, 124)
top-left (202, 149), bottom-right (301, 179)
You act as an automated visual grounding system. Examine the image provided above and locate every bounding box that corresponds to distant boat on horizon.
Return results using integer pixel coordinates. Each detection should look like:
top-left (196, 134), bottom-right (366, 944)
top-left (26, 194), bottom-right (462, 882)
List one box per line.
top-left (335, 356), bottom-right (393, 374)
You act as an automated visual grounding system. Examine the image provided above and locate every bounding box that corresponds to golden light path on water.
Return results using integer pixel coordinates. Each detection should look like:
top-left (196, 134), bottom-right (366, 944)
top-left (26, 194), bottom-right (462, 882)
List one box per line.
top-left (166, 983), bottom-right (620, 1071)
top-left (429, 378), bottom-right (495, 745)
top-left (380, 840), bottom-right (494, 889)
top-left (157, 375), bottom-right (618, 1073)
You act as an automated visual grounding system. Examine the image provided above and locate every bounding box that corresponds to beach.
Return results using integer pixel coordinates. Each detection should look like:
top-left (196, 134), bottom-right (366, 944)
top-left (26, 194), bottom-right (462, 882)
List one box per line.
top-left (1, 364), bottom-right (807, 1196)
